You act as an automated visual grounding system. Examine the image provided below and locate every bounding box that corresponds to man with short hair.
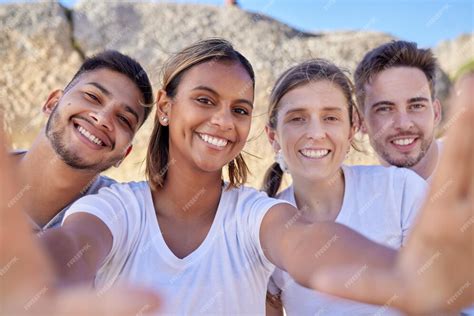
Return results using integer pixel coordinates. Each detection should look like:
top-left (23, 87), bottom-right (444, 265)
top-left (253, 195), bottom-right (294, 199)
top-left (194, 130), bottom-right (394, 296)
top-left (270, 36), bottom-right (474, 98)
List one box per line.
top-left (354, 40), bottom-right (442, 180)
top-left (355, 41), bottom-right (474, 315)
top-left (12, 50), bottom-right (153, 230)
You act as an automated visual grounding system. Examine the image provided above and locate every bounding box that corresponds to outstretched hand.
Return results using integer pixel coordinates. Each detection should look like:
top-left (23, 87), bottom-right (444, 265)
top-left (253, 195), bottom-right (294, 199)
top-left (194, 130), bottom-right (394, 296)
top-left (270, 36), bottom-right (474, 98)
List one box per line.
top-left (0, 121), bottom-right (161, 315)
top-left (310, 74), bottom-right (474, 314)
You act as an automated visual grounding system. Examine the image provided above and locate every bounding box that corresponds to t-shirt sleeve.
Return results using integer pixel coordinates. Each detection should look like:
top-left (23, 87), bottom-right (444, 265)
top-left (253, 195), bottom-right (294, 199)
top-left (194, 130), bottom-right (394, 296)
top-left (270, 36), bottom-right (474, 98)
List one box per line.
top-left (237, 188), bottom-right (292, 271)
top-left (400, 170), bottom-right (428, 245)
top-left (62, 183), bottom-right (131, 267)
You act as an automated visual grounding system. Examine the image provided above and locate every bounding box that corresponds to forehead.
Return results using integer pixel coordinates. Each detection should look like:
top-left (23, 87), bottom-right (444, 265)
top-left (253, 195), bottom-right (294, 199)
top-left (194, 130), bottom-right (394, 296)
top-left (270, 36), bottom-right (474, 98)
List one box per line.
top-left (279, 80), bottom-right (348, 114)
top-left (364, 67), bottom-right (431, 104)
top-left (73, 68), bottom-right (144, 107)
top-left (178, 61), bottom-right (254, 101)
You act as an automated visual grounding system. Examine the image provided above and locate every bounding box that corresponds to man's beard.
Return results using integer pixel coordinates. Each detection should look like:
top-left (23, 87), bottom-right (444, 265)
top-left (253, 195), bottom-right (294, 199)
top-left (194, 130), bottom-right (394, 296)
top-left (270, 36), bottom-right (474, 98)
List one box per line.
top-left (45, 107), bottom-right (122, 172)
top-left (374, 132), bottom-right (433, 168)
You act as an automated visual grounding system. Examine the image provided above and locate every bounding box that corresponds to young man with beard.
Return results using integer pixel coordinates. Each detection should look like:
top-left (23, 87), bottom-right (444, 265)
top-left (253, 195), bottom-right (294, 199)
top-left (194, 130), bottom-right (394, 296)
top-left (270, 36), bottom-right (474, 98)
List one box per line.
top-left (355, 42), bottom-right (474, 315)
top-left (11, 50), bottom-right (153, 231)
top-left (354, 40), bottom-right (442, 180)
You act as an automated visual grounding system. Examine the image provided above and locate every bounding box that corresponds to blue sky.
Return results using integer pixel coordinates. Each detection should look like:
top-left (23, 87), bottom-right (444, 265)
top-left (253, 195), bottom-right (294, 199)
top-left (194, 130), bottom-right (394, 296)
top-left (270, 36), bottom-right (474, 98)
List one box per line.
top-left (4, 0), bottom-right (473, 47)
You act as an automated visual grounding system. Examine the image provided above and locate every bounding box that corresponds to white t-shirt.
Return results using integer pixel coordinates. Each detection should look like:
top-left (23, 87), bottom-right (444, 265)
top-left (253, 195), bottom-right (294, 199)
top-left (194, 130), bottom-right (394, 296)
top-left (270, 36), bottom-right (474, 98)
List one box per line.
top-left (268, 165), bottom-right (427, 316)
top-left (64, 182), bottom-right (290, 315)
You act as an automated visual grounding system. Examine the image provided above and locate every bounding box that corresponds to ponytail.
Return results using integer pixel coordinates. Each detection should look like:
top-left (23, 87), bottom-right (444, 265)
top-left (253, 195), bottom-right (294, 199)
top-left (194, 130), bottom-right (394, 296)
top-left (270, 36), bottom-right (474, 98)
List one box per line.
top-left (262, 162), bottom-right (284, 197)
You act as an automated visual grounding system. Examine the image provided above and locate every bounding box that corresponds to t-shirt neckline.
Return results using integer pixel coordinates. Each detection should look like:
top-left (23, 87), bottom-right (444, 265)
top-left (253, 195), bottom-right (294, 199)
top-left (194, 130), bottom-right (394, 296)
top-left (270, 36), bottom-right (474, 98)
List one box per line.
top-left (144, 182), bottom-right (228, 268)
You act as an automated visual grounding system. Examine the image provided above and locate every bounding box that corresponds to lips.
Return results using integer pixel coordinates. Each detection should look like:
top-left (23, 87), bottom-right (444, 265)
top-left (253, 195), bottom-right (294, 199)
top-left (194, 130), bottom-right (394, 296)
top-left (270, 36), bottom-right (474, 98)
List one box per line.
top-left (72, 118), bottom-right (112, 149)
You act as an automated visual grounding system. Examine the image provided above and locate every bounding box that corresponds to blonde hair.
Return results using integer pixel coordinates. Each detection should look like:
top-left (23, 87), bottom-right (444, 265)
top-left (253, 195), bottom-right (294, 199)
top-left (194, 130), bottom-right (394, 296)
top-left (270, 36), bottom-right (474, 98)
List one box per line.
top-left (146, 38), bottom-right (254, 190)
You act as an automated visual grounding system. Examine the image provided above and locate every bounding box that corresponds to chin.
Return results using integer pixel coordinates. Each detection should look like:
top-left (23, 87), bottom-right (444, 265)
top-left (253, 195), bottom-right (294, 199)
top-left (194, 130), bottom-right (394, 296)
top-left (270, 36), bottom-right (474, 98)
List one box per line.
top-left (194, 159), bottom-right (226, 174)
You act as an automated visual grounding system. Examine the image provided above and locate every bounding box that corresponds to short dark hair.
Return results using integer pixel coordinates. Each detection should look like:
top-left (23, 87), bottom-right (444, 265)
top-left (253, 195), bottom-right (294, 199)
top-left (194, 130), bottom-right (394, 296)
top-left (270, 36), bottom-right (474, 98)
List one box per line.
top-left (354, 40), bottom-right (438, 112)
top-left (65, 50), bottom-right (154, 123)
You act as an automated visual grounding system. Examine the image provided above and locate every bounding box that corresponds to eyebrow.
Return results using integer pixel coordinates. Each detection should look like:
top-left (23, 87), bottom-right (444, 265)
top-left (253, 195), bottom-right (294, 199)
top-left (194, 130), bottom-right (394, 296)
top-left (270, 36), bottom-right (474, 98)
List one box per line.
top-left (284, 106), bottom-right (343, 115)
top-left (86, 82), bottom-right (141, 124)
top-left (371, 97), bottom-right (430, 109)
top-left (86, 82), bottom-right (110, 96)
top-left (408, 97), bottom-right (430, 103)
top-left (192, 85), bottom-right (254, 108)
top-left (370, 100), bottom-right (396, 108)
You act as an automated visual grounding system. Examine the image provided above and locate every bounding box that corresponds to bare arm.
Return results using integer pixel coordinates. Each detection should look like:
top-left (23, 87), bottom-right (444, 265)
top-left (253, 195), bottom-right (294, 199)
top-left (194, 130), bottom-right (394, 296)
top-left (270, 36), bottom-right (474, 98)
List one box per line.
top-left (260, 204), bottom-right (396, 289)
top-left (38, 213), bottom-right (113, 286)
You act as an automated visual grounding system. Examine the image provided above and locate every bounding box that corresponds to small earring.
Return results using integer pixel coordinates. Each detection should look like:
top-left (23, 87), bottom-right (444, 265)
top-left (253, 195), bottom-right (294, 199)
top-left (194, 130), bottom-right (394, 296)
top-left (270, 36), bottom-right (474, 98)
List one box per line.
top-left (275, 150), bottom-right (288, 173)
top-left (161, 116), bottom-right (168, 124)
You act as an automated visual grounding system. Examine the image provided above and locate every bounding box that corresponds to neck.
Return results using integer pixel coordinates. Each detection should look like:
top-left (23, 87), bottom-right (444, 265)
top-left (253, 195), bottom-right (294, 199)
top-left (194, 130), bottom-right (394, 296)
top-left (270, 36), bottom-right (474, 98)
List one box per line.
top-left (291, 168), bottom-right (345, 222)
top-left (151, 156), bottom-right (224, 222)
top-left (15, 132), bottom-right (99, 227)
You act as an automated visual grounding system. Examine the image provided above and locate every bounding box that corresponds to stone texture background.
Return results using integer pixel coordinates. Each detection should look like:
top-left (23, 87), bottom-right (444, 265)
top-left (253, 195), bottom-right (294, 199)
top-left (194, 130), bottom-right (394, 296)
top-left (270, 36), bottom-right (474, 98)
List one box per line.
top-left (1, 1), bottom-right (473, 187)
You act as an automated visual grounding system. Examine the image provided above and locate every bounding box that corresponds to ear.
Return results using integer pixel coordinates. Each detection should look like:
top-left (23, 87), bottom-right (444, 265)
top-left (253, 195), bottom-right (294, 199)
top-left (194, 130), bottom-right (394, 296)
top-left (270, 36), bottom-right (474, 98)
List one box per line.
top-left (433, 98), bottom-right (442, 127)
top-left (156, 89), bottom-right (172, 126)
top-left (265, 125), bottom-right (281, 153)
top-left (42, 90), bottom-right (63, 116)
top-left (349, 107), bottom-right (361, 141)
top-left (114, 145), bottom-right (133, 168)
top-left (359, 115), bottom-right (369, 134)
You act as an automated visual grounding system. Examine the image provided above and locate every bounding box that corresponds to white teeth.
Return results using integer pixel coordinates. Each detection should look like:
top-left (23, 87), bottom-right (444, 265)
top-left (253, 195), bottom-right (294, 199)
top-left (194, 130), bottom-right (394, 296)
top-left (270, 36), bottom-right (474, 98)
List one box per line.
top-left (392, 138), bottom-right (415, 146)
top-left (77, 125), bottom-right (104, 146)
top-left (199, 133), bottom-right (228, 148)
top-left (300, 149), bottom-right (330, 158)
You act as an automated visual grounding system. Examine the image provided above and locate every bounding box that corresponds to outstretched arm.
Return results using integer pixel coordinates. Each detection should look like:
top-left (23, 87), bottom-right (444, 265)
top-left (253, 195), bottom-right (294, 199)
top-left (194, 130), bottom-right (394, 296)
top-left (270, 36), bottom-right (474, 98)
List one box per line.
top-left (0, 121), bottom-right (160, 315)
top-left (260, 204), bottom-right (397, 289)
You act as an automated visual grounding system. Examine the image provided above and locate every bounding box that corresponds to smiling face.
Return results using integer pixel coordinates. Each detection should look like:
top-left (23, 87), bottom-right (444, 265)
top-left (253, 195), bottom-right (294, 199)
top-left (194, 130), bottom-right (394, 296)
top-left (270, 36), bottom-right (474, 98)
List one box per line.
top-left (44, 68), bottom-right (144, 172)
top-left (162, 60), bottom-right (254, 174)
top-left (361, 66), bottom-right (441, 168)
top-left (269, 80), bottom-right (353, 181)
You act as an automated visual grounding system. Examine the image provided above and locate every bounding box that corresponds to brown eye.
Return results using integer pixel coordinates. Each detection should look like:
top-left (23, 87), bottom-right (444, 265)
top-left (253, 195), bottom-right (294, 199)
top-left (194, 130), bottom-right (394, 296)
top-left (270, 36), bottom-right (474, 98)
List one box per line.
top-left (85, 92), bottom-right (100, 102)
top-left (233, 107), bottom-right (249, 116)
top-left (196, 97), bottom-right (213, 105)
top-left (118, 115), bottom-right (132, 129)
top-left (376, 106), bottom-right (391, 113)
top-left (325, 116), bottom-right (339, 122)
top-left (290, 116), bottom-right (304, 122)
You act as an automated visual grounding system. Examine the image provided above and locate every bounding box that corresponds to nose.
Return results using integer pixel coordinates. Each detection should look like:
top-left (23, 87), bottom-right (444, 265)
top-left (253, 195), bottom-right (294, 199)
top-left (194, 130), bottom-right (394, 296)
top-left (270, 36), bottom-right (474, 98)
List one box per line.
top-left (392, 111), bottom-right (414, 131)
top-left (306, 119), bottom-right (326, 141)
top-left (209, 106), bottom-right (234, 131)
top-left (88, 108), bottom-right (113, 132)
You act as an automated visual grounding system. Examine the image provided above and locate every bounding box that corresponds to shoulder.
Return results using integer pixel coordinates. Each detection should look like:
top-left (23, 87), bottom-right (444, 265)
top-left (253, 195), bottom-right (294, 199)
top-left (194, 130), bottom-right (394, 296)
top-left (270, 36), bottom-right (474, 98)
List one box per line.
top-left (232, 184), bottom-right (288, 204)
top-left (223, 184), bottom-right (290, 216)
top-left (77, 181), bottom-right (151, 209)
top-left (86, 175), bottom-right (116, 195)
top-left (346, 164), bottom-right (425, 185)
